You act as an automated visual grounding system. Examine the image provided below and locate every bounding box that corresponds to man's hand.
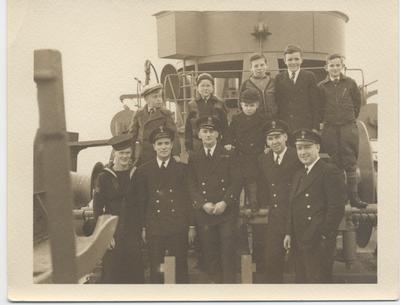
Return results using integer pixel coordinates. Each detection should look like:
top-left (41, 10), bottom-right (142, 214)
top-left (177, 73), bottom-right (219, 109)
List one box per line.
top-left (264, 146), bottom-right (271, 154)
top-left (108, 238), bottom-right (116, 250)
top-left (312, 128), bottom-right (321, 135)
top-left (173, 155), bottom-right (181, 162)
top-left (203, 202), bottom-right (215, 215)
top-left (188, 226), bottom-right (196, 245)
top-left (283, 234), bottom-right (291, 252)
top-left (141, 228), bottom-right (146, 244)
top-left (213, 201), bottom-right (227, 215)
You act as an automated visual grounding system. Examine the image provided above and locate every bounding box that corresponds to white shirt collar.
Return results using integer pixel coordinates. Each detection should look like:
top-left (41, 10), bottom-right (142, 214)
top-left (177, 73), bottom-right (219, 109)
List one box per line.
top-left (204, 144), bottom-right (217, 156)
top-left (330, 75), bottom-right (341, 82)
top-left (273, 146), bottom-right (288, 165)
top-left (306, 156), bottom-right (320, 174)
top-left (288, 69), bottom-right (300, 83)
top-left (157, 157), bottom-right (170, 168)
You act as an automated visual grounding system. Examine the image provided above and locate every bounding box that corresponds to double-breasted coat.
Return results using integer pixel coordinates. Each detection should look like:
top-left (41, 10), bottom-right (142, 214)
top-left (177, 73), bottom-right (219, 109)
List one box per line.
top-left (258, 147), bottom-right (303, 282)
top-left (129, 104), bottom-right (181, 165)
top-left (225, 112), bottom-right (266, 180)
top-left (133, 158), bottom-right (193, 283)
top-left (184, 96), bottom-right (228, 152)
top-left (275, 70), bottom-right (321, 132)
top-left (187, 143), bottom-right (243, 283)
top-left (187, 144), bottom-right (242, 226)
top-left (93, 166), bottom-right (144, 283)
top-left (287, 158), bottom-right (346, 283)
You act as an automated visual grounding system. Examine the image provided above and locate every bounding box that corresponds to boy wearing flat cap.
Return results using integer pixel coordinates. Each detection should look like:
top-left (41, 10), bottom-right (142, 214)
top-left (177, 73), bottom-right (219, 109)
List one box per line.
top-left (133, 125), bottom-right (195, 283)
top-left (283, 129), bottom-right (346, 283)
top-left (257, 120), bottom-right (302, 283)
top-left (185, 73), bottom-right (228, 153)
top-left (93, 133), bottom-right (144, 283)
top-left (128, 83), bottom-right (181, 166)
top-left (187, 115), bottom-right (242, 283)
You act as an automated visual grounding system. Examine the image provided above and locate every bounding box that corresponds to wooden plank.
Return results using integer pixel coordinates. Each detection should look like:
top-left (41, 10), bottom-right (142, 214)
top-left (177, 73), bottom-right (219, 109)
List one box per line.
top-left (34, 49), bottom-right (77, 283)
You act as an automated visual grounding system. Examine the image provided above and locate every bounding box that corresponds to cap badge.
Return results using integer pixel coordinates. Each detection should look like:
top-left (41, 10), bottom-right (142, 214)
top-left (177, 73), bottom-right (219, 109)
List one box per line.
top-left (301, 130), bottom-right (306, 139)
top-left (271, 121), bottom-right (276, 128)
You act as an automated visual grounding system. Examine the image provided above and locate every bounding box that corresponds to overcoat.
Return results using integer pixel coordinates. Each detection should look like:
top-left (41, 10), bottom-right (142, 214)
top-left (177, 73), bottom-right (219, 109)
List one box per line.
top-left (184, 95), bottom-right (228, 151)
top-left (225, 112), bottom-right (266, 180)
top-left (129, 104), bottom-right (181, 164)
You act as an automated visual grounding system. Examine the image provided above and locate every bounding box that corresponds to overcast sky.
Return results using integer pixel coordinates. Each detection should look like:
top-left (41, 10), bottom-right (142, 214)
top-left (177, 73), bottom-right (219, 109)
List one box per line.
top-left (8, 0), bottom-right (396, 173)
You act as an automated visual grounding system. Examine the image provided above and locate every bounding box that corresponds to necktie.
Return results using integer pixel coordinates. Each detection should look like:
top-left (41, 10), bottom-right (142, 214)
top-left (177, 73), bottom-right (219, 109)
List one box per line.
top-left (304, 166), bottom-right (309, 175)
top-left (275, 154), bottom-right (280, 165)
top-left (207, 149), bottom-right (212, 159)
top-left (333, 78), bottom-right (339, 85)
top-left (161, 161), bottom-right (166, 170)
top-left (291, 71), bottom-right (296, 84)
top-left (149, 108), bottom-right (155, 114)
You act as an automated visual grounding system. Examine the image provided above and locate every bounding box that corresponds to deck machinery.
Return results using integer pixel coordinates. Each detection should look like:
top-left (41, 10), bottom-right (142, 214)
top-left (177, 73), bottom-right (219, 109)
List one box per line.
top-left (33, 11), bottom-right (377, 283)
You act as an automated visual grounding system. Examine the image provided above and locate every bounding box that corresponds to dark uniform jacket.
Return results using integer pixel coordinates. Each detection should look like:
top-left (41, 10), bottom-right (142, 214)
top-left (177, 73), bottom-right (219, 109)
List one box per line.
top-left (93, 166), bottom-right (140, 237)
top-left (275, 70), bottom-right (321, 131)
top-left (184, 95), bottom-right (228, 151)
top-left (187, 144), bottom-right (243, 226)
top-left (134, 158), bottom-right (193, 237)
top-left (258, 147), bottom-right (303, 234)
top-left (287, 159), bottom-right (346, 249)
top-left (240, 75), bottom-right (277, 120)
top-left (129, 104), bottom-right (181, 164)
top-left (225, 112), bottom-right (266, 180)
top-left (318, 74), bottom-right (361, 125)
top-left (93, 166), bottom-right (144, 283)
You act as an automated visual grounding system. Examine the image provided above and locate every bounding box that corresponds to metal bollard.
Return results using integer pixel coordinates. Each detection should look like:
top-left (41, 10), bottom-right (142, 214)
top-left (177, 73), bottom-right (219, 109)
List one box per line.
top-left (241, 254), bottom-right (256, 283)
top-left (160, 256), bottom-right (176, 284)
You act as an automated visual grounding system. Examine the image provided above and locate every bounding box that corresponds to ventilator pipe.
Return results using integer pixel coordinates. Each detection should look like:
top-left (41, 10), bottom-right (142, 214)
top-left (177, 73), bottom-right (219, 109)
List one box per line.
top-left (342, 218), bottom-right (357, 269)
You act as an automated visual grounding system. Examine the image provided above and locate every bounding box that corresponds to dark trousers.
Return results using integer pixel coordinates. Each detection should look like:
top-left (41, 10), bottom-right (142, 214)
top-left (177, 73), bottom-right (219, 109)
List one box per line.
top-left (147, 231), bottom-right (189, 283)
top-left (197, 219), bottom-right (237, 283)
top-left (264, 230), bottom-right (286, 283)
top-left (294, 236), bottom-right (336, 283)
top-left (321, 122), bottom-right (359, 171)
top-left (101, 238), bottom-right (144, 284)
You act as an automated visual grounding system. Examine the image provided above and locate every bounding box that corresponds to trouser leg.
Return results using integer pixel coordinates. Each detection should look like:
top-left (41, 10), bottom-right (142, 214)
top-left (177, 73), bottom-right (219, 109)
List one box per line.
top-left (148, 235), bottom-right (165, 284)
top-left (219, 219), bottom-right (237, 283)
top-left (265, 230), bottom-right (286, 283)
top-left (165, 232), bottom-right (189, 284)
top-left (245, 180), bottom-right (259, 212)
top-left (198, 224), bottom-right (222, 283)
top-left (341, 123), bottom-right (368, 208)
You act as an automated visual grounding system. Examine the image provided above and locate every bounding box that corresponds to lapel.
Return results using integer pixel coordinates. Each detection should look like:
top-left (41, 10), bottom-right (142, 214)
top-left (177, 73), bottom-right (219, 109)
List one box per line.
top-left (262, 151), bottom-right (275, 177)
top-left (139, 105), bottom-right (150, 124)
top-left (144, 108), bottom-right (166, 128)
top-left (205, 144), bottom-right (223, 174)
top-left (293, 159), bottom-right (323, 197)
top-left (293, 69), bottom-right (304, 88)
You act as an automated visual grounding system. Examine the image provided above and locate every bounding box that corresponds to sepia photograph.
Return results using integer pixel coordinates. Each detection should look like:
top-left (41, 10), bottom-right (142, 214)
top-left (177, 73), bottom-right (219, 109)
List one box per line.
top-left (7, 0), bottom-right (398, 301)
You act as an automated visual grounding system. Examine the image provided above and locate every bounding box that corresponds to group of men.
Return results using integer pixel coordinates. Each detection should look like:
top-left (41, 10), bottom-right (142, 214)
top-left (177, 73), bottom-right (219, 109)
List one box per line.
top-left (92, 44), bottom-right (368, 284)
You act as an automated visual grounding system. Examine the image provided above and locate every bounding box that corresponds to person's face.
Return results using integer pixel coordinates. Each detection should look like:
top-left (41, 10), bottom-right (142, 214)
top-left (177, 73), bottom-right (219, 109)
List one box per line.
top-left (198, 128), bottom-right (219, 147)
top-left (153, 137), bottom-right (173, 160)
top-left (250, 58), bottom-right (267, 78)
top-left (295, 141), bottom-right (320, 166)
top-left (284, 52), bottom-right (303, 72)
top-left (266, 132), bottom-right (287, 154)
top-left (240, 102), bottom-right (258, 116)
top-left (114, 147), bottom-right (132, 167)
top-left (145, 90), bottom-right (163, 109)
top-left (197, 80), bottom-right (214, 98)
top-left (326, 58), bottom-right (344, 79)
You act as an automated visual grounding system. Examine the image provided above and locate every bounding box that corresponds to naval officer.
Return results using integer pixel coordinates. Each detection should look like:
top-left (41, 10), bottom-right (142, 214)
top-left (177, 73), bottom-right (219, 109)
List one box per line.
top-left (133, 125), bottom-right (195, 283)
top-left (283, 129), bottom-right (346, 283)
top-left (187, 116), bottom-right (242, 283)
top-left (257, 120), bottom-right (302, 283)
